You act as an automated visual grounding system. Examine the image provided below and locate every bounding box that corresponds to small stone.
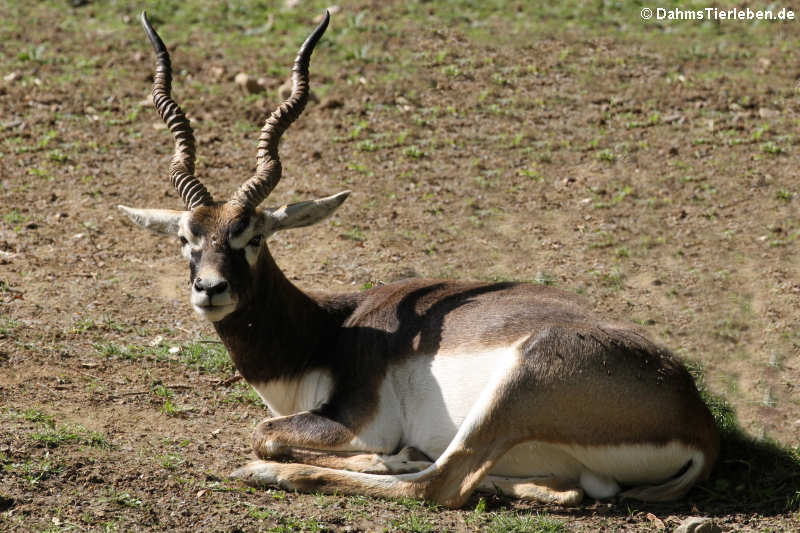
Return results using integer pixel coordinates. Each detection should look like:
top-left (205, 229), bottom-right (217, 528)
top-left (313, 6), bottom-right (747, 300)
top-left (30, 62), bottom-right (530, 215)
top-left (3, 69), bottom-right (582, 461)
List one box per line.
top-left (645, 512), bottom-right (665, 530)
top-left (3, 71), bottom-right (21, 83)
top-left (673, 516), bottom-right (721, 533)
top-left (209, 66), bottom-right (226, 82)
top-left (320, 98), bottom-right (343, 110)
top-left (138, 94), bottom-right (154, 107)
top-left (235, 72), bottom-right (264, 94)
top-left (758, 107), bottom-right (779, 119)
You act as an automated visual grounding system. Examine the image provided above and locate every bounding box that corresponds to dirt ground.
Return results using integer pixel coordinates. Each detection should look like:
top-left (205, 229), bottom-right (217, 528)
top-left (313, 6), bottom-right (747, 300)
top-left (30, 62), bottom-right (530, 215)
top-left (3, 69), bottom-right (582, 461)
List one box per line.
top-left (1, 1), bottom-right (799, 531)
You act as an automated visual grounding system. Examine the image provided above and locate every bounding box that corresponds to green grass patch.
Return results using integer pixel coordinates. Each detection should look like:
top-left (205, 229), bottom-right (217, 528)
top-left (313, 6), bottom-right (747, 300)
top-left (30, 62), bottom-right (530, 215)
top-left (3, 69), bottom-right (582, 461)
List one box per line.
top-left (224, 382), bottom-right (263, 406)
top-left (391, 511), bottom-right (434, 533)
top-left (488, 511), bottom-right (569, 533)
top-left (94, 339), bottom-right (233, 374)
top-left (31, 424), bottom-right (111, 449)
top-left (5, 458), bottom-right (64, 486)
top-left (179, 341), bottom-right (233, 374)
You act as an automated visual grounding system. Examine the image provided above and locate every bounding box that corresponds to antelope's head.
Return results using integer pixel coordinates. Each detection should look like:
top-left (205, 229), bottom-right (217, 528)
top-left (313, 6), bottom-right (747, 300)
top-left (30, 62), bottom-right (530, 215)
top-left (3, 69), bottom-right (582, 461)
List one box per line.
top-left (120, 11), bottom-right (347, 323)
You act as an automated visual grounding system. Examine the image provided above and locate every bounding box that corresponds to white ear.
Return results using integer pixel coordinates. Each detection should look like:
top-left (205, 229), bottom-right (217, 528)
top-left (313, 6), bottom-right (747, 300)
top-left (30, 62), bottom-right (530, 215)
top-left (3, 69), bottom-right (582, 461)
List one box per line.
top-left (265, 190), bottom-right (350, 231)
top-left (118, 205), bottom-right (185, 235)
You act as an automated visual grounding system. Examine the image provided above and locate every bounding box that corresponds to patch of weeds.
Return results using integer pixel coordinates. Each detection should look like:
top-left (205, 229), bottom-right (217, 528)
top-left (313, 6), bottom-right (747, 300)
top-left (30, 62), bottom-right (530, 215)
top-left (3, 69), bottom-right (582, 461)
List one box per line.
top-left (179, 341), bottom-right (232, 374)
top-left (640, 235), bottom-right (664, 249)
top-left (713, 317), bottom-right (749, 344)
top-left (346, 162), bottom-right (374, 176)
top-left (347, 120), bottom-right (368, 140)
top-left (593, 185), bottom-right (632, 208)
top-left (341, 226), bottom-right (365, 241)
top-left (775, 189), bottom-right (793, 201)
top-left (752, 124), bottom-right (769, 141)
top-left (2, 209), bottom-right (26, 225)
top-left (156, 453), bottom-right (185, 471)
top-left (160, 400), bottom-right (185, 417)
top-left (357, 139), bottom-right (378, 152)
top-left (224, 382), bottom-right (262, 406)
top-left (625, 111), bottom-right (661, 129)
top-left (532, 271), bottom-right (556, 286)
top-left (31, 424), bottom-right (111, 449)
top-left (518, 167), bottom-right (543, 181)
top-left (596, 148), bottom-right (616, 162)
top-left (0, 317), bottom-right (20, 336)
top-left (21, 408), bottom-right (55, 428)
top-left (403, 145), bottom-right (424, 158)
top-left (395, 496), bottom-right (425, 509)
top-left (9, 459), bottom-right (64, 486)
top-left (391, 511), bottom-right (434, 533)
top-left (93, 342), bottom-right (143, 361)
top-left (591, 267), bottom-right (625, 291)
top-left (46, 149), bottom-right (69, 163)
top-left (247, 507), bottom-right (274, 520)
top-left (345, 494), bottom-right (370, 507)
top-left (488, 511), bottom-right (568, 532)
top-left (768, 229), bottom-right (800, 247)
top-left (152, 384), bottom-right (174, 399)
top-left (103, 490), bottom-right (143, 508)
top-left (588, 230), bottom-right (615, 249)
top-left (28, 167), bottom-right (52, 180)
top-left (442, 64), bottom-right (461, 76)
top-left (269, 489), bottom-right (287, 500)
top-left (17, 43), bottom-right (49, 64)
top-left (760, 141), bottom-right (783, 155)
top-left (69, 317), bottom-right (97, 334)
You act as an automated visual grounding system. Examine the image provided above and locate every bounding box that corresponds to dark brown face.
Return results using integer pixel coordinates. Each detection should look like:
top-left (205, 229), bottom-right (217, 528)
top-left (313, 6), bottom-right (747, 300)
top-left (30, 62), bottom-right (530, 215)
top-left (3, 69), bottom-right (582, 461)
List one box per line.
top-left (179, 203), bottom-right (266, 322)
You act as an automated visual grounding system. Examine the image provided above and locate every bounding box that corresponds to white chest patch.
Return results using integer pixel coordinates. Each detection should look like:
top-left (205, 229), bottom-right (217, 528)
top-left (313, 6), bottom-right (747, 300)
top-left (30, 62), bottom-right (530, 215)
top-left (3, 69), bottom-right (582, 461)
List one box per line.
top-left (250, 369), bottom-right (334, 417)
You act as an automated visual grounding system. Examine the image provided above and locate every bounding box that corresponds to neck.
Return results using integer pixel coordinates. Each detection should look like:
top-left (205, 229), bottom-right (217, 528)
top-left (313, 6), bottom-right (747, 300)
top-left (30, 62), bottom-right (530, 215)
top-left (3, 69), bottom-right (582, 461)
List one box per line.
top-left (213, 247), bottom-right (338, 384)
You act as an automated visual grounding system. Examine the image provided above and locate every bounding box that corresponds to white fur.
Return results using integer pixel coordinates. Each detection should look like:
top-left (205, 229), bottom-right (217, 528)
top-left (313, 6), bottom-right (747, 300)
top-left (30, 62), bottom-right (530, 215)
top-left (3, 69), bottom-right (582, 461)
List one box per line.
top-left (384, 344), bottom-right (523, 459)
top-left (251, 369), bottom-right (334, 417)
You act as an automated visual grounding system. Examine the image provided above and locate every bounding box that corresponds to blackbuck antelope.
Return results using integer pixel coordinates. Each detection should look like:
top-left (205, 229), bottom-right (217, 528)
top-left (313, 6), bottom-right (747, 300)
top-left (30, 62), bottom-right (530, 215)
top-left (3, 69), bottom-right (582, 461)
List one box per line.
top-left (120, 11), bottom-right (719, 508)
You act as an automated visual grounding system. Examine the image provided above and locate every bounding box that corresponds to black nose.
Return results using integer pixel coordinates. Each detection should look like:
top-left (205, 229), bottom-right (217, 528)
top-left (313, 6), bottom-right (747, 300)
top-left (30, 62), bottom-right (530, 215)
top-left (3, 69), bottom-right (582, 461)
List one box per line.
top-left (194, 277), bottom-right (229, 295)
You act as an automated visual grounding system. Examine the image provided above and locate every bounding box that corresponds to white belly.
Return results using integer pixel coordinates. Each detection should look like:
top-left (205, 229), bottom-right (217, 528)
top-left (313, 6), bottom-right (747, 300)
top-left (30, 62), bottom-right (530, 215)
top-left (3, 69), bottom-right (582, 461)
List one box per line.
top-left (492, 440), bottom-right (696, 483)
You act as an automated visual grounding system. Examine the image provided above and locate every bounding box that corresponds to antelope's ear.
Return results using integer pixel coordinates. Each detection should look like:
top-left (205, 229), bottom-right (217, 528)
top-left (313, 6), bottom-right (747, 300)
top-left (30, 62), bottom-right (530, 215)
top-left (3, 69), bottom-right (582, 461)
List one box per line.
top-left (118, 205), bottom-right (185, 235)
top-left (263, 190), bottom-right (350, 232)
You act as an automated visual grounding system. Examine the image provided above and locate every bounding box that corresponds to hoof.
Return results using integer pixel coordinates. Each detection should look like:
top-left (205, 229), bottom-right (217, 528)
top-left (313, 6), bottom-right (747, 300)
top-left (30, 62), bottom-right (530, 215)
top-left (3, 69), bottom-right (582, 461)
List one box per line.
top-left (230, 460), bottom-right (279, 487)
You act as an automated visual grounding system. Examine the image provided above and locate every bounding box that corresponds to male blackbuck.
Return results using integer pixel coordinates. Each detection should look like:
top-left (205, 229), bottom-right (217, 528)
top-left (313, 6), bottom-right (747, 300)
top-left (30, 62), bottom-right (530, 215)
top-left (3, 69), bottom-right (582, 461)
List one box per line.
top-left (120, 11), bottom-right (719, 508)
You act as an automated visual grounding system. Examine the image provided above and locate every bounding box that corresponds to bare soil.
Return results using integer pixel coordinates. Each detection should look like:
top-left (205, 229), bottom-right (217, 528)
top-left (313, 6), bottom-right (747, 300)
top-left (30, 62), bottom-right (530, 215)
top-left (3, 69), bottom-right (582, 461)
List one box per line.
top-left (1, 1), bottom-right (799, 531)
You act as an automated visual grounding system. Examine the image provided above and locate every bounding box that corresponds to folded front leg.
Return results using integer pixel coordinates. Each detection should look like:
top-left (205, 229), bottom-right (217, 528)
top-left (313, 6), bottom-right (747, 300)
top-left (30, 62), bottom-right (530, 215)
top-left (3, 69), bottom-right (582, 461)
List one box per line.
top-left (251, 410), bottom-right (367, 459)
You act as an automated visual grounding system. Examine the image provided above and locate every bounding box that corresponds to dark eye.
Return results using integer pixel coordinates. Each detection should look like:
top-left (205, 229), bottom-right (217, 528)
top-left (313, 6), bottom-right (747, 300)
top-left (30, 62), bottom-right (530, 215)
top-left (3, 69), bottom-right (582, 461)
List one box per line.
top-left (247, 234), bottom-right (262, 247)
top-left (179, 236), bottom-right (188, 246)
